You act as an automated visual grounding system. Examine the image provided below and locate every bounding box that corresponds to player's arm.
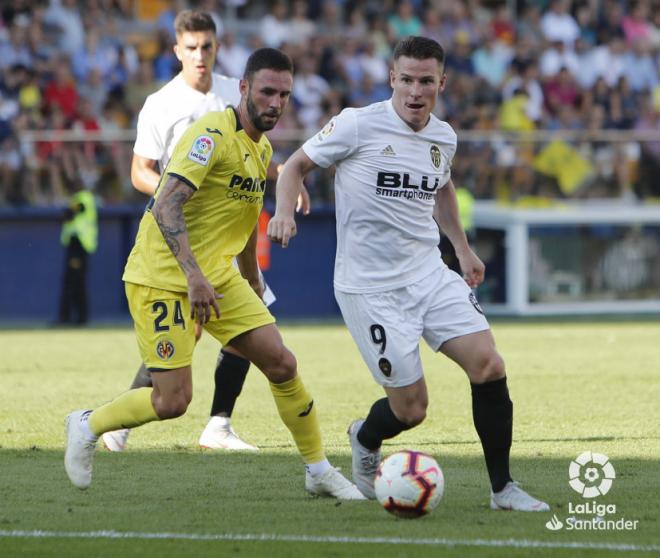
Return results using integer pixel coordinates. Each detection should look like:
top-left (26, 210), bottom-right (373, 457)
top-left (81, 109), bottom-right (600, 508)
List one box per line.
top-left (434, 179), bottom-right (484, 288)
top-left (130, 154), bottom-right (161, 196)
top-left (236, 224), bottom-right (264, 299)
top-left (268, 148), bottom-right (319, 247)
top-left (268, 160), bottom-right (311, 215)
top-left (151, 175), bottom-right (221, 323)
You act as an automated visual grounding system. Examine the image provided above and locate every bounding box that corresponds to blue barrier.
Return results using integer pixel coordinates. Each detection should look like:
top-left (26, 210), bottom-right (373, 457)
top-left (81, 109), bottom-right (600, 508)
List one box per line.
top-left (0, 205), bottom-right (340, 322)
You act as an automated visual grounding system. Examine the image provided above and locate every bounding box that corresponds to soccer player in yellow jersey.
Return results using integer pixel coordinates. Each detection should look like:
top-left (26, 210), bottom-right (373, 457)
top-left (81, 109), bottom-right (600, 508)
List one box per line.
top-left (64, 48), bottom-right (364, 500)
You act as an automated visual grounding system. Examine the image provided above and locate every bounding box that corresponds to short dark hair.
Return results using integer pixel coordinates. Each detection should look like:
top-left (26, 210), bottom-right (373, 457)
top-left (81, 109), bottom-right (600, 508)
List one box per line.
top-left (393, 36), bottom-right (445, 67)
top-left (174, 10), bottom-right (216, 36)
top-left (243, 48), bottom-right (294, 82)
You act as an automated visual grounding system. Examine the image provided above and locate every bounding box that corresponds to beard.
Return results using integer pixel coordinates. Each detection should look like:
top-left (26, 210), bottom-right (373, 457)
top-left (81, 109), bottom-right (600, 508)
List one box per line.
top-left (246, 92), bottom-right (279, 132)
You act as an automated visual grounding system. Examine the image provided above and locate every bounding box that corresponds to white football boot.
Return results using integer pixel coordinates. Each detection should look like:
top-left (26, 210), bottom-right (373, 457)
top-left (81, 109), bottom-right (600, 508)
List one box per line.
top-left (305, 467), bottom-right (366, 500)
top-left (491, 481), bottom-right (550, 511)
top-left (347, 419), bottom-right (381, 499)
top-left (64, 410), bottom-right (97, 490)
top-left (198, 416), bottom-right (258, 451)
top-left (102, 429), bottom-right (130, 452)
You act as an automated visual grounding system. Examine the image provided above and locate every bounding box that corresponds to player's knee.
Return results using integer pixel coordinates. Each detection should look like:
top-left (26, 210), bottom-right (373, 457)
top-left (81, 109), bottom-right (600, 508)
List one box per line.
top-left (262, 346), bottom-right (297, 383)
top-left (471, 351), bottom-right (506, 384)
top-left (153, 392), bottom-right (192, 419)
top-left (397, 402), bottom-right (427, 427)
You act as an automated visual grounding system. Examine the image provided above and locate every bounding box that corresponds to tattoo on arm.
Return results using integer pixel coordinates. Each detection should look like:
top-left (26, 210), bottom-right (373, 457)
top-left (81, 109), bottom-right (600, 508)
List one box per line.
top-left (152, 178), bottom-right (198, 271)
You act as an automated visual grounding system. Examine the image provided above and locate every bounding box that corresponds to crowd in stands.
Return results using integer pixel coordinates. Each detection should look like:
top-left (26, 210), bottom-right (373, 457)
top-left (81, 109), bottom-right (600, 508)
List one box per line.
top-left (0, 0), bottom-right (659, 207)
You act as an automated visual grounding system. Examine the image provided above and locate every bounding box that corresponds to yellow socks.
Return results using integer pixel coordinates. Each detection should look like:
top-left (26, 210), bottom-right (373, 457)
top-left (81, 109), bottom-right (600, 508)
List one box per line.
top-left (88, 387), bottom-right (159, 436)
top-left (270, 375), bottom-right (325, 464)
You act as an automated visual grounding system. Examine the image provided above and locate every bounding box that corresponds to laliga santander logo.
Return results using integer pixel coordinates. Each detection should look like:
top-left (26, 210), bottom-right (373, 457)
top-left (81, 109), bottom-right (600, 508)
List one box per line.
top-left (195, 136), bottom-right (213, 153)
top-left (569, 451), bottom-right (616, 498)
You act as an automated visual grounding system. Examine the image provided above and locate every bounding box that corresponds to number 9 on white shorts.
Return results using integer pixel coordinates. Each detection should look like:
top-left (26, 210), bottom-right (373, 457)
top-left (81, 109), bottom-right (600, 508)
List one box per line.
top-left (334, 266), bottom-right (489, 388)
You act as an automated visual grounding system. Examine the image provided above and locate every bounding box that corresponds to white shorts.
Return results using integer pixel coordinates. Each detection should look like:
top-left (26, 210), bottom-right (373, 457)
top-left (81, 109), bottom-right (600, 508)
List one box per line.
top-left (335, 266), bottom-right (490, 388)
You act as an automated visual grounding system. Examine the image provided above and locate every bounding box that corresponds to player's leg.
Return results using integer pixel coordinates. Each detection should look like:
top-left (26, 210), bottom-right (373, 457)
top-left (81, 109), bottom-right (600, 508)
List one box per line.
top-left (101, 362), bottom-right (152, 452)
top-left (199, 272), bottom-right (275, 451)
top-left (440, 330), bottom-right (511, 488)
top-left (198, 344), bottom-right (257, 451)
top-left (65, 284), bottom-right (196, 489)
top-left (228, 323), bottom-right (363, 500)
top-left (206, 271), bottom-right (362, 499)
top-left (65, 365), bottom-right (192, 490)
top-left (427, 269), bottom-right (548, 511)
top-left (103, 313), bottom-right (204, 452)
top-left (335, 287), bottom-right (426, 499)
top-left (440, 331), bottom-right (548, 511)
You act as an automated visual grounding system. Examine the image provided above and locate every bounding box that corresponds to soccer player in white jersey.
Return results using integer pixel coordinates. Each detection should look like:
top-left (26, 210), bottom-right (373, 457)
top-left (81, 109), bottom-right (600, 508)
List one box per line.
top-left (103, 10), bottom-right (283, 452)
top-left (268, 36), bottom-right (550, 512)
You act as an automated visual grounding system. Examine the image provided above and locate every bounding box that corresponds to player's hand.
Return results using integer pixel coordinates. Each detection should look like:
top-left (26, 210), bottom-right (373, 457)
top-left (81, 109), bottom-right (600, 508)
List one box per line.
top-left (187, 272), bottom-right (223, 324)
top-left (456, 248), bottom-right (485, 289)
top-left (296, 186), bottom-right (311, 215)
top-left (267, 213), bottom-right (297, 248)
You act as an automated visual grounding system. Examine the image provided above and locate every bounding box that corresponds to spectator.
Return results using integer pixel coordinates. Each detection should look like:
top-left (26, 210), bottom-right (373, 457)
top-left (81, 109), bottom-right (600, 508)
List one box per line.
top-left (317, 1), bottom-right (344, 40)
top-left (582, 77), bottom-right (621, 129)
top-left (152, 30), bottom-right (178, 82)
top-left (336, 37), bottom-right (364, 91)
top-left (445, 34), bottom-right (475, 77)
top-left (596, 0), bottom-right (625, 45)
top-left (622, 0), bottom-right (652, 46)
top-left (540, 0), bottom-right (580, 48)
top-left (288, 0), bottom-right (316, 46)
top-left (293, 53), bottom-right (330, 131)
top-left (623, 38), bottom-right (658, 94)
top-left (42, 0), bottom-right (84, 55)
top-left (18, 67), bottom-right (41, 113)
top-left (27, 18), bottom-right (56, 75)
top-left (0, 22), bottom-right (33, 70)
top-left (71, 28), bottom-right (118, 83)
top-left (589, 33), bottom-right (627, 88)
top-left (78, 68), bottom-right (108, 118)
top-left (43, 57), bottom-right (78, 121)
top-left (502, 62), bottom-right (544, 124)
top-left (539, 40), bottom-right (579, 79)
top-left (616, 76), bottom-right (640, 129)
top-left (499, 89), bottom-right (534, 132)
top-left (437, 0), bottom-right (480, 49)
top-left (388, 0), bottom-right (422, 39)
top-left (575, 3), bottom-right (598, 47)
top-left (489, 5), bottom-right (515, 45)
top-left (544, 67), bottom-right (581, 117)
top-left (472, 34), bottom-right (513, 88)
top-left (516, 4), bottom-right (544, 52)
top-left (216, 31), bottom-right (250, 80)
top-left (359, 39), bottom-right (389, 86)
top-left (260, 0), bottom-right (290, 48)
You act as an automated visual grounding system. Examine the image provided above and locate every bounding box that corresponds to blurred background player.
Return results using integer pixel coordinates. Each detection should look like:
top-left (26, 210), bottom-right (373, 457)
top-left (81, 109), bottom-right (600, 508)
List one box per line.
top-left (269, 36), bottom-right (549, 512)
top-left (58, 180), bottom-right (97, 325)
top-left (65, 47), bottom-right (363, 500)
top-left (102, 10), bottom-right (273, 453)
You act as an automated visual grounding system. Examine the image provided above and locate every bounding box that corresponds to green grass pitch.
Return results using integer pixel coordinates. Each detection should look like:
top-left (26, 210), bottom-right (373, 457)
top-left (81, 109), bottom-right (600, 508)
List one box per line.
top-left (0, 322), bottom-right (658, 557)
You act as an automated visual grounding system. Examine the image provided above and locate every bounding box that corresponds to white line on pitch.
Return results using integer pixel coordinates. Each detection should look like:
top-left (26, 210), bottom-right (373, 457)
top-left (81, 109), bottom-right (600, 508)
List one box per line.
top-left (0, 530), bottom-right (658, 552)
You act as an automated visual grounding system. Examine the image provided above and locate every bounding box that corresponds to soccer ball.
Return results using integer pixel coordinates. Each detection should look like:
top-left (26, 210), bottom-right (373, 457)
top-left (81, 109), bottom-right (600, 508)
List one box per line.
top-left (374, 450), bottom-right (444, 518)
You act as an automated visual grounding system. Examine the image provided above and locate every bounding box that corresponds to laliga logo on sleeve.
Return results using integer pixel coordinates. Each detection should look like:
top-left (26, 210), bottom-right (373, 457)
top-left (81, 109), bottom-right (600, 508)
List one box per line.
top-left (569, 451), bottom-right (616, 498)
top-left (188, 135), bottom-right (214, 166)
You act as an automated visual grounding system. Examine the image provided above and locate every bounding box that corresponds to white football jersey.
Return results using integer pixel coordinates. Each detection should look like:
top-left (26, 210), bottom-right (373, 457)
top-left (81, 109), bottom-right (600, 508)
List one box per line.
top-left (133, 72), bottom-right (241, 171)
top-left (303, 99), bottom-right (456, 293)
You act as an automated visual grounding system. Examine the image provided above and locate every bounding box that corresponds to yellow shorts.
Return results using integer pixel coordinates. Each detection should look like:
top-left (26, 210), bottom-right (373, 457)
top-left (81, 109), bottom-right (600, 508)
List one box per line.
top-left (126, 269), bottom-right (275, 370)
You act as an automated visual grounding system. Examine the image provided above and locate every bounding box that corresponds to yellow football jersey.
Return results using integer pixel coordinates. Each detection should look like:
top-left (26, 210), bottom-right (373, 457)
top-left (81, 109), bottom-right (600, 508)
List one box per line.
top-left (123, 107), bottom-right (272, 291)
